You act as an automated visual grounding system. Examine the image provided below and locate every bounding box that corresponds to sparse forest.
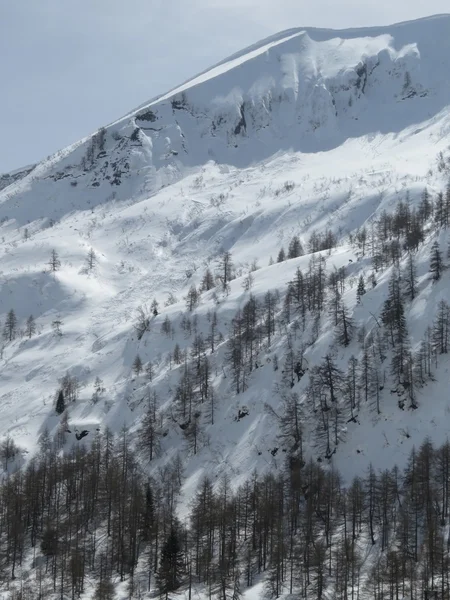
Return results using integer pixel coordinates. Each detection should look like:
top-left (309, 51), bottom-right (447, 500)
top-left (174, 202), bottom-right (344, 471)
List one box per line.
top-left (0, 182), bottom-right (444, 598)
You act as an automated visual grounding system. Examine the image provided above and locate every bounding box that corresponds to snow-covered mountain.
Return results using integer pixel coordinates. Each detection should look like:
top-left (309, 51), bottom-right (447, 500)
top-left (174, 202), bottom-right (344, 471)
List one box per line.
top-left (1, 13), bottom-right (450, 499)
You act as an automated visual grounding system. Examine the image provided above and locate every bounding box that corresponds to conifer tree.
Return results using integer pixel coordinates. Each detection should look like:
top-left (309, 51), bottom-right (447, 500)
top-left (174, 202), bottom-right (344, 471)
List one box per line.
top-left (86, 247), bottom-right (97, 271)
top-left (157, 528), bottom-right (185, 598)
top-left (219, 250), bottom-right (233, 291)
top-left (93, 579), bottom-right (115, 600)
top-left (277, 247), bottom-right (286, 263)
top-left (201, 269), bottom-right (215, 291)
top-left (382, 270), bottom-right (403, 346)
top-left (135, 306), bottom-right (151, 340)
top-left (434, 192), bottom-right (445, 228)
top-left (52, 318), bottom-right (63, 337)
top-left (173, 343), bottom-right (183, 365)
top-left (138, 393), bottom-right (160, 462)
top-left (263, 290), bottom-right (277, 346)
top-left (418, 186), bottom-right (433, 224)
top-left (430, 241), bottom-right (443, 281)
top-left (316, 354), bottom-right (344, 405)
top-left (3, 309), bottom-right (17, 342)
top-left (141, 482), bottom-right (156, 543)
top-left (25, 314), bottom-right (36, 339)
top-left (288, 267), bottom-right (307, 329)
top-left (91, 376), bottom-right (105, 403)
top-left (328, 269), bottom-right (342, 325)
top-left (55, 390), bottom-right (65, 415)
top-left (336, 302), bottom-right (354, 347)
top-left (382, 272), bottom-right (410, 385)
top-left (49, 249), bottom-right (61, 272)
top-left (356, 275), bottom-right (366, 303)
top-left (403, 253), bottom-right (418, 301)
top-left (432, 300), bottom-right (450, 355)
top-left (133, 354), bottom-right (143, 375)
top-left (161, 315), bottom-right (172, 337)
top-left (151, 298), bottom-right (159, 316)
top-left (287, 235), bottom-right (304, 259)
top-left (186, 285), bottom-right (199, 311)
top-left (206, 310), bottom-right (218, 353)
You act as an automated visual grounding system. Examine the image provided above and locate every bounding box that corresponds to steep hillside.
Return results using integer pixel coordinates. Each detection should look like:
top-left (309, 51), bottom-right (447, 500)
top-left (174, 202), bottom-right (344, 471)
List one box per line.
top-left (1, 14), bottom-right (450, 599)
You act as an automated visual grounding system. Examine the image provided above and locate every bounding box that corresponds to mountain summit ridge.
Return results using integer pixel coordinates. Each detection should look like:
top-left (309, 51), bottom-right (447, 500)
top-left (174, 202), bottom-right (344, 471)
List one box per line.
top-left (3, 14), bottom-right (450, 201)
top-left (120, 13), bottom-right (450, 119)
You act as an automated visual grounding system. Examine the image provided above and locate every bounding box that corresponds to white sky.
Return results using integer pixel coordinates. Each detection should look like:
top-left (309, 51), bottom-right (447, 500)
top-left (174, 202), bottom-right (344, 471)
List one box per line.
top-left (1, 1), bottom-right (449, 173)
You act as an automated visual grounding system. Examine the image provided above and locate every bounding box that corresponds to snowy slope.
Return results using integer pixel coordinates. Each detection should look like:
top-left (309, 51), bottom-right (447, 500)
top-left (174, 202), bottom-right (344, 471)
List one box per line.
top-left (1, 14), bottom-right (450, 508)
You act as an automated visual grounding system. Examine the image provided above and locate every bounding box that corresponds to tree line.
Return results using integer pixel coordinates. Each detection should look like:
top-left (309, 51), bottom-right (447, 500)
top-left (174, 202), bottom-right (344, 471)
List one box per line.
top-left (1, 432), bottom-right (450, 600)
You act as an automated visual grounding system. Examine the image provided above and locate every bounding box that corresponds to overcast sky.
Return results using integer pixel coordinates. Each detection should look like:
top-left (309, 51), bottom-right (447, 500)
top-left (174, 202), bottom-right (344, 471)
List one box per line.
top-left (1, 1), bottom-right (449, 173)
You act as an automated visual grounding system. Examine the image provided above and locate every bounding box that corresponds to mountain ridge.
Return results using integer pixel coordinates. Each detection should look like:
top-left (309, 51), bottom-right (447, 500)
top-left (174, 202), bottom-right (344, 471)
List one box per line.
top-left (3, 14), bottom-right (450, 186)
top-left (118, 13), bottom-right (450, 122)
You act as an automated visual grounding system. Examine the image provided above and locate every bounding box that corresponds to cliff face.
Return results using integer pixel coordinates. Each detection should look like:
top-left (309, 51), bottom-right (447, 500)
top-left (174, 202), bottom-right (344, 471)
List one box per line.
top-left (128, 15), bottom-right (450, 165)
top-left (4, 15), bottom-right (450, 222)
